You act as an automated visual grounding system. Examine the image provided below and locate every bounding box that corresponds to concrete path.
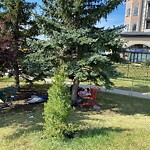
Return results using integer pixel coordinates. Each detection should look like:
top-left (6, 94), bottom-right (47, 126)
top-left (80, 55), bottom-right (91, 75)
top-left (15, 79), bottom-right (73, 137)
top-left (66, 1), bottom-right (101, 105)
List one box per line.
top-left (68, 82), bottom-right (150, 100)
top-left (98, 86), bottom-right (150, 99)
top-left (45, 79), bottom-right (150, 100)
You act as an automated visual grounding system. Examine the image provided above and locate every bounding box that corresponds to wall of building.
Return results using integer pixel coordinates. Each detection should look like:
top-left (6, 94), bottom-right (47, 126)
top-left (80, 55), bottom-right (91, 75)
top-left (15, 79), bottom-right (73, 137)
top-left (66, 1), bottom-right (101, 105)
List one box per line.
top-left (122, 0), bottom-right (150, 63)
top-left (143, 0), bottom-right (150, 32)
top-left (121, 36), bottom-right (150, 48)
top-left (124, 0), bottom-right (144, 32)
top-left (124, 0), bottom-right (150, 32)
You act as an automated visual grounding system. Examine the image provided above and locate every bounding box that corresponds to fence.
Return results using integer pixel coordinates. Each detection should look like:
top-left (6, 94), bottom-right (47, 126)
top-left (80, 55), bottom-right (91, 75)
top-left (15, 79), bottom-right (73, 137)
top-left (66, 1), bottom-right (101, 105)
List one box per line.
top-left (105, 64), bottom-right (150, 99)
top-left (115, 64), bottom-right (150, 81)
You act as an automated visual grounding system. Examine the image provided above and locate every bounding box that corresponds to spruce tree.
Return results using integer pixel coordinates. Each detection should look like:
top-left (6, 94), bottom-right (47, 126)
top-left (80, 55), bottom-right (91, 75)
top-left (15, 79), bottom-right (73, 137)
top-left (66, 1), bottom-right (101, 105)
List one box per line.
top-left (40, 0), bottom-right (124, 101)
top-left (20, 39), bottom-right (59, 83)
top-left (44, 66), bottom-right (73, 139)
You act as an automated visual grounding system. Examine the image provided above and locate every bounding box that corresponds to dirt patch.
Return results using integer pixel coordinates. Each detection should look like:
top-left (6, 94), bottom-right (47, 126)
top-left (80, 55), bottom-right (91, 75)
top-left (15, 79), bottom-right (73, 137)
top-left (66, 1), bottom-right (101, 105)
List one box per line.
top-left (0, 88), bottom-right (46, 113)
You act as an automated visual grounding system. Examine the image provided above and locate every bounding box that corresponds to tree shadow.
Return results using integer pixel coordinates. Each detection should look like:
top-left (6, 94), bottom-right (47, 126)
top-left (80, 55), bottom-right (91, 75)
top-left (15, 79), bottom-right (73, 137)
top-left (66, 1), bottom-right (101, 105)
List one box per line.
top-left (132, 84), bottom-right (150, 93)
top-left (78, 127), bottom-right (130, 139)
top-left (5, 123), bottom-right (43, 141)
top-left (0, 103), bottom-right (44, 128)
top-left (21, 83), bottom-right (51, 93)
top-left (1, 90), bottom-right (150, 141)
top-left (64, 110), bottom-right (131, 139)
top-left (98, 92), bottom-right (150, 116)
top-left (1, 102), bottom-right (44, 141)
top-left (115, 84), bottom-right (150, 93)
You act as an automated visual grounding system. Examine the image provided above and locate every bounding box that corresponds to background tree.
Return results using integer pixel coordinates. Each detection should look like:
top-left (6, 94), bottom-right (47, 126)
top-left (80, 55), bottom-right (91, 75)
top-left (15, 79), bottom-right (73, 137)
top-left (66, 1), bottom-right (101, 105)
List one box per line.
top-left (0, 0), bottom-right (38, 89)
top-left (38, 0), bottom-right (124, 101)
top-left (0, 20), bottom-right (12, 71)
top-left (20, 39), bottom-right (59, 84)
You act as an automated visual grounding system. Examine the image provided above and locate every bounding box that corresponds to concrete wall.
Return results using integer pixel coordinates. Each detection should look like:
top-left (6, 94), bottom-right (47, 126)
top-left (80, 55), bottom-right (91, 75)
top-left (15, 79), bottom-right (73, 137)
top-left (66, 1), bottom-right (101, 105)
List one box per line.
top-left (121, 36), bottom-right (150, 48)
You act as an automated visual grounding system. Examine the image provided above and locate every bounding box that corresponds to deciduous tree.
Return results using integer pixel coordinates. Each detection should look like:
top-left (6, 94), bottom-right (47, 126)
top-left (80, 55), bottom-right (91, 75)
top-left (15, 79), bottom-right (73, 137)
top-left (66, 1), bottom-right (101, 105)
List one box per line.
top-left (0, 0), bottom-right (38, 89)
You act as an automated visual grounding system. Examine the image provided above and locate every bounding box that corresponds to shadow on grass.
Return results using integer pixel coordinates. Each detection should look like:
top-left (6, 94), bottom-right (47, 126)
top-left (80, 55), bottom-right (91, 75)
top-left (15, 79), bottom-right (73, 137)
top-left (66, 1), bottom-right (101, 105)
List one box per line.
top-left (78, 127), bottom-right (129, 139)
top-left (98, 92), bottom-right (150, 116)
top-left (5, 123), bottom-right (43, 141)
top-left (1, 88), bottom-right (150, 141)
top-left (20, 83), bottom-right (51, 94)
top-left (0, 103), bottom-right (44, 141)
top-left (134, 84), bottom-right (150, 92)
top-left (115, 84), bottom-right (150, 93)
top-left (0, 103), bottom-right (44, 128)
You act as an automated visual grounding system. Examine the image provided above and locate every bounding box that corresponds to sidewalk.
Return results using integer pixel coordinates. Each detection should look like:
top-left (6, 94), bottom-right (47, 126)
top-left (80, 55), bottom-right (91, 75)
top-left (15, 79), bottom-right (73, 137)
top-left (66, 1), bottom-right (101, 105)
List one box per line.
top-left (99, 86), bottom-right (150, 99)
top-left (45, 79), bottom-right (150, 100)
top-left (68, 83), bottom-right (150, 100)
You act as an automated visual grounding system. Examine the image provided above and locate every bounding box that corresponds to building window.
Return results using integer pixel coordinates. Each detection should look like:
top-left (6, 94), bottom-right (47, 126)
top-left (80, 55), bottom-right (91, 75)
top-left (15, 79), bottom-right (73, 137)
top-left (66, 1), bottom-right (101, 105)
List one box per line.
top-left (147, 4), bottom-right (150, 17)
top-left (133, 7), bottom-right (138, 16)
top-left (147, 12), bottom-right (150, 18)
top-left (146, 21), bottom-right (150, 29)
top-left (125, 24), bottom-right (129, 32)
top-left (126, 8), bottom-right (130, 17)
top-left (148, 3), bottom-right (150, 10)
top-left (132, 24), bottom-right (136, 31)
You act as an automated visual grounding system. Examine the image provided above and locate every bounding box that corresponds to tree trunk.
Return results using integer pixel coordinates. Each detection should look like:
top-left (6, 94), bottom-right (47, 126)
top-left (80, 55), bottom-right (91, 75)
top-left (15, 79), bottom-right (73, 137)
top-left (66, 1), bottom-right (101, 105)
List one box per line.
top-left (13, 30), bottom-right (20, 90)
top-left (71, 78), bottom-right (79, 101)
top-left (14, 61), bottom-right (20, 90)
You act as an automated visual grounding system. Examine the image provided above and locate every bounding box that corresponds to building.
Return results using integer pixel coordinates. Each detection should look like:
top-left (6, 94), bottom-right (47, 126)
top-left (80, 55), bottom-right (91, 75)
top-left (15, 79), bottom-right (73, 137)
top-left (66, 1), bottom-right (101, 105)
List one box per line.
top-left (121, 0), bottom-right (150, 63)
top-left (124, 0), bottom-right (150, 32)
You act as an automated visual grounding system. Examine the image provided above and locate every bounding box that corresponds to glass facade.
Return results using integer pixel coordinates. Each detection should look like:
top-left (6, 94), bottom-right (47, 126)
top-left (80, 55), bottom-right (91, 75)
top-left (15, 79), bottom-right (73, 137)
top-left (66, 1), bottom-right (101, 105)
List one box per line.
top-left (127, 52), bottom-right (150, 63)
top-left (126, 44), bottom-right (150, 63)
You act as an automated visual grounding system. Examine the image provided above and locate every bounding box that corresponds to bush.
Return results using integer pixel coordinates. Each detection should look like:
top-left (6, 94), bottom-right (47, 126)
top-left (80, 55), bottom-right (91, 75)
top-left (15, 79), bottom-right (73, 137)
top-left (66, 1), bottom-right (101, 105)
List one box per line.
top-left (109, 53), bottom-right (120, 63)
top-left (43, 67), bottom-right (74, 139)
top-left (143, 60), bottom-right (150, 66)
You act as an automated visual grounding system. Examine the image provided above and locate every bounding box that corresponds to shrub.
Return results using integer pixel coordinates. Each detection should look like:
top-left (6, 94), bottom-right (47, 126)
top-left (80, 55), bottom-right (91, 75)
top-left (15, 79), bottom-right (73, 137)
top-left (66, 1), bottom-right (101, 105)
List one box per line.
top-left (109, 53), bottom-right (120, 63)
top-left (43, 67), bottom-right (74, 139)
top-left (143, 60), bottom-right (150, 66)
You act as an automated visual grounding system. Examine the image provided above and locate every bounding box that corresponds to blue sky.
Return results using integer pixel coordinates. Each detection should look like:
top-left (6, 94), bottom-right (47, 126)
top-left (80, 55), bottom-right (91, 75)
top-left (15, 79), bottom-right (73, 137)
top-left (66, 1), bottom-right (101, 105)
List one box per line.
top-left (97, 3), bottom-right (126, 28)
top-left (27, 0), bottom-right (126, 28)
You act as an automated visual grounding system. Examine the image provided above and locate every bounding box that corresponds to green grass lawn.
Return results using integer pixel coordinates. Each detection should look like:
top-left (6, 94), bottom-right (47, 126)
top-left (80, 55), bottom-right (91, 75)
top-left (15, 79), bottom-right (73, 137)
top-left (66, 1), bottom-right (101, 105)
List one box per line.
top-left (0, 77), bottom-right (50, 92)
top-left (0, 77), bottom-right (27, 88)
top-left (111, 78), bottom-right (150, 93)
top-left (0, 92), bottom-right (150, 150)
top-left (0, 77), bottom-right (15, 88)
